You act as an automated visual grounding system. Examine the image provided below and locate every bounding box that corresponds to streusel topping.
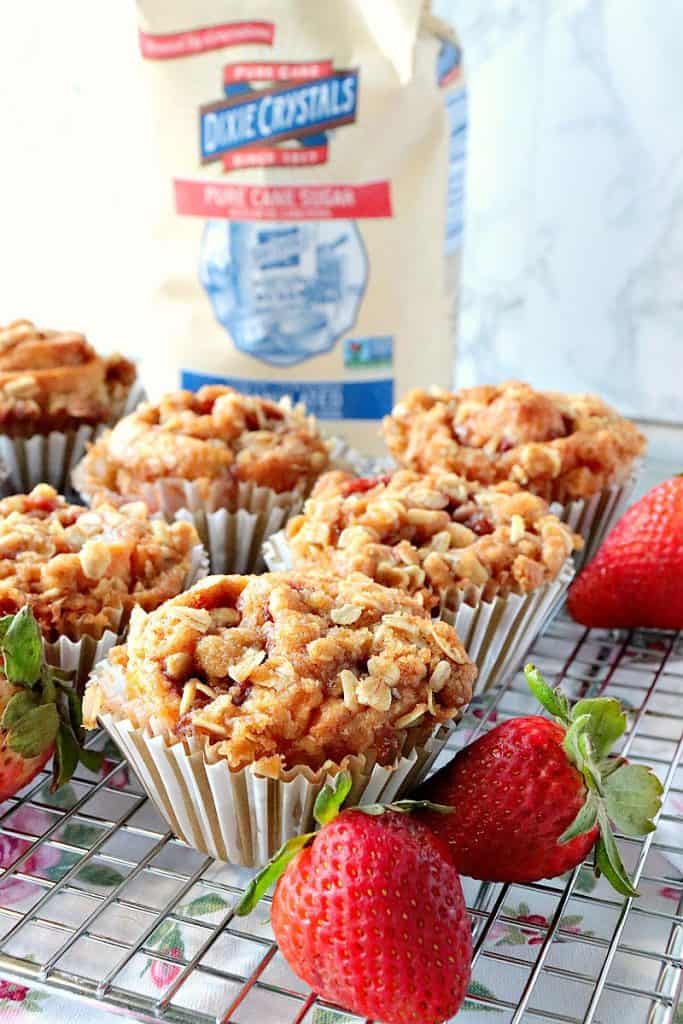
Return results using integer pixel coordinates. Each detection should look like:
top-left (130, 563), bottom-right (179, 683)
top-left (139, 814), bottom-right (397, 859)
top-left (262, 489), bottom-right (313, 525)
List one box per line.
top-left (383, 382), bottom-right (645, 502)
top-left (85, 573), bottom-right (476, 772)
top-left (286, 470), bottom-right (580, 608)
top-left (0, 485), bottom-right (200, 640)
top-left (74, 385), bottom-right (330, 508)
top-left (0, 319), bottom-right (136, 436)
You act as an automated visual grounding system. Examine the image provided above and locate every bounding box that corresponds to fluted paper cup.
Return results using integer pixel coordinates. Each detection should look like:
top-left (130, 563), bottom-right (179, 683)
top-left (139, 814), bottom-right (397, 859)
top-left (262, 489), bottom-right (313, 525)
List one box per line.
top-left (0, 382), bottom-right (146, 495)
top-left (71, 430), bottom-right (355, 572)
top-left (264, 532), bottom-right (574, 695)
top-left (0, 425), bottom-right (104, 494)
top-left (90, 660), bottom-right (456, 865)
top-left (45, 619), bottom-right (124, 691)
top-left (438, 561), bottom-right (574, 693)
top-left (550, 465), bottom-right (640, 570)
top-left (73, 469), bottom-right (307, 575)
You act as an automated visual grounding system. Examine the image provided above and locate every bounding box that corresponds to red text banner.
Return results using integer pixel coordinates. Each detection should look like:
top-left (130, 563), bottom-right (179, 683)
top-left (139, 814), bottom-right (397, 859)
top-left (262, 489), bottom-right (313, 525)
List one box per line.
top-left (139, 22), bottom-right (274, 60)
top-left (220, 145), bottom-right (328, 171)
top-left (174, 179), bottom-right (393, 220)
top-left (223, 60), bottom-right (333, 84)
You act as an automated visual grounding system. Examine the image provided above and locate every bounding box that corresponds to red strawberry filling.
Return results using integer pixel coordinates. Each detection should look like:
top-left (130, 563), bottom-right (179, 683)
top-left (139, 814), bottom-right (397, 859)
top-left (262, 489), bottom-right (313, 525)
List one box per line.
top-left (341, 474), bottom-right (392, 496)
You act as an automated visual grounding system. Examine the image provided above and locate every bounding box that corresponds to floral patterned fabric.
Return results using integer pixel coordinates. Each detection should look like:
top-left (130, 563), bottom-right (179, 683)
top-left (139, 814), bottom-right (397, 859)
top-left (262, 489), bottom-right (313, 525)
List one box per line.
top-left (0, 649), bottom-right (680, 1024)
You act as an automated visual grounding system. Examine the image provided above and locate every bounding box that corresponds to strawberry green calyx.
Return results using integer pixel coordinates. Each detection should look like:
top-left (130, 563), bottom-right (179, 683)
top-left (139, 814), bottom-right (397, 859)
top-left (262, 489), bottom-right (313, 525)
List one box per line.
top-left (524, 664), bottom-right (663, 898)
top-left (235, 770), bottom-right (452, 916)
top-left (0, 607), bottom-right (102, 791)
top-left (236, 771), bottom-right (353, 916)
top-left (314, 770), bottom-right (353, 824)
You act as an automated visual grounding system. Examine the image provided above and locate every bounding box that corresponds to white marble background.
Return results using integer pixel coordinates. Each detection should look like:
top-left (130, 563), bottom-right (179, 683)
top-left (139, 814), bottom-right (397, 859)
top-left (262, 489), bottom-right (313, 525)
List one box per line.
top-left (0, 2), bottom-right (682, 423)
top-left (436, 0), bottom-right (683, 422)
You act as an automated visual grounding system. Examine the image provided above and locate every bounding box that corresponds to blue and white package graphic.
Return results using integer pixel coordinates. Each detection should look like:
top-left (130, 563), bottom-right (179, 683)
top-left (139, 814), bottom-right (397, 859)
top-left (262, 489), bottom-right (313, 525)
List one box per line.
top-left (200, 220), bottom-right (368, 366)
top-left (136, 0), bottom-right (467, 452)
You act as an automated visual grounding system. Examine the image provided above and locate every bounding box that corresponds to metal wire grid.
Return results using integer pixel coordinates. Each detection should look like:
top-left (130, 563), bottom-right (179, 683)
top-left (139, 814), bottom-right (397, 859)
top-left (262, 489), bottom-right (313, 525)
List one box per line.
top-left (0, 613), bottom-right (679, 1024)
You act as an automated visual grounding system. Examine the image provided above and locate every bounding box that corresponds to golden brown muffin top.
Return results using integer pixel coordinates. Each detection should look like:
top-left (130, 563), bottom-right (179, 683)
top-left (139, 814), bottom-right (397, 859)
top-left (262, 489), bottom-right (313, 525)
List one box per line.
top-left (0, 485), bottom-right (200, 641)
top-left (73, 385), bottom-right (330, 509)
top-left (85, 572), bottom-right (476, 773)
top-left (0, 319), bottom-right (136, 436)
top-left (286, 469), bottom-right (580, 609)
top-left (383, 381), bottom-right (645, 503)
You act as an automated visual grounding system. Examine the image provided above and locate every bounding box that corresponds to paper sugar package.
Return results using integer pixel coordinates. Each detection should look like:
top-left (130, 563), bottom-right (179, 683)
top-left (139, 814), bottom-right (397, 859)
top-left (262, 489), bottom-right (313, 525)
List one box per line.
top-left (136, 0), bottom-right (466, 450)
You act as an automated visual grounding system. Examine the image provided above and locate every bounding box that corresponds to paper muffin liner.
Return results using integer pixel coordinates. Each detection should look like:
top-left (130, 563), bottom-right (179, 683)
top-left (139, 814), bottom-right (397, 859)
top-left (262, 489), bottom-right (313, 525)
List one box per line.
top-left (74, 469), bottom-right (307, 574)
top-left (173, 500), bottom-right (303, 574)
top-left (91, 655), bottom-right (458, 865)
top-left (550, 463), bottom-right (640, 570)
top-left (264, 531), bottom-right (574, 695)
top-left (0, 382), bottom-right (146, 495)
top-left (74, 433), bottom-right (346, 519)
top-left (71, 429), bottom-right (354, 572)
top-left (41, 540), bottom-right (208, 688)
top-left (45, 618), bottom-right (124, 690)
top-left (437, 561), bottom-right (574, 693)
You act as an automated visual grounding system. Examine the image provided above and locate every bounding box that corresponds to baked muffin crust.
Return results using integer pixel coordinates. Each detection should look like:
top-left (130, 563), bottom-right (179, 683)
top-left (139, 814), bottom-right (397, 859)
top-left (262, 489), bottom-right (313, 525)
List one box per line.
top-left (85, 572), bottom-right (476, 773)
top-left (286, 470), bottom-right (580, 609)
top-left (0, 485), bottom-right (200, 640)
top-left (383, 382), bottom-right (645, 502)
top-left (0, 319), bottom-right (136, 436)
top-left (74, 385), bottom-right (330, 508)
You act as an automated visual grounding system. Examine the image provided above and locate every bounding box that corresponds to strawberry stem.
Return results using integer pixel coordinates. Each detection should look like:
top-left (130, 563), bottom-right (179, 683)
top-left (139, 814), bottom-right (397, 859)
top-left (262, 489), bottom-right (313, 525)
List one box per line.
top-left (524, 664), bottom-right (571, 724)
top-left (236, 772), bottom-right (355, 917)
top-left (234, 777), bottom-right (453, 917)
top-left (314, 771), bottom-right (353, 825)
top-left (524, 665), bottom-right (663, 899)
top-left (235, 833), bottom-right (314, 917)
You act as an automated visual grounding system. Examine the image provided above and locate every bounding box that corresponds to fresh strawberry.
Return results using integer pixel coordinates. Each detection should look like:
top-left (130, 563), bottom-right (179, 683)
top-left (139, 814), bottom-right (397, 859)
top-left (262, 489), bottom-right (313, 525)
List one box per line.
top-left (0, 607), bottom-right (101, 803)
top-left (236, 777), bottom-right (471, 1024)
top-left (567, 476), bottom-right (683, 628)
top-left (418, 666), bottom-right (662, 896)
top-left (0, 677), bottom-right (53, 802)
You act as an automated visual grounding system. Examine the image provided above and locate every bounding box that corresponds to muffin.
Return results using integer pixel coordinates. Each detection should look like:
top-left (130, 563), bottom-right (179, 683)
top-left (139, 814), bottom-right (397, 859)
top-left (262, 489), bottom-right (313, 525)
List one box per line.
top-left (0, 318), bottom-right (138, 490)
top-left (73, 386), bottom-right (331, 573)
top-left (84, 571), bottom-right (476, 863)
top-left (286, 469), bottom-right (579, 607)
top-left (267, 469), bottom-right (579, 692)
top-left (0, 484), bottom-right (206, 682)
top-left (383, 382), bottom-right (645, 566)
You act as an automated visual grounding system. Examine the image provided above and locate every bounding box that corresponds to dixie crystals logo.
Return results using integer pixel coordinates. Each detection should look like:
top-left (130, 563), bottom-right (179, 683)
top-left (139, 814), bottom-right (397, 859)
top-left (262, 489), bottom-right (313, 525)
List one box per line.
top-left (199, 61), bottom-right (359, 170)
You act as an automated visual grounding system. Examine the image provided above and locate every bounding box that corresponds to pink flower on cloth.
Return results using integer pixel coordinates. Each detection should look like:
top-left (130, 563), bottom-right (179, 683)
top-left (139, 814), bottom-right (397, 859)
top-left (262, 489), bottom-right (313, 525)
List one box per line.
top-left (668, 795), bottom-right (683, 816)
top-left (515, 912), bottom-right (549, 946)
top-left (486, 920), bottom-right (512, 944)
top-left (0, 979), bottom-right (29, 1002)
top-left (494, 903), bottom-right (590, 948)
top-left (99, 758), bottom-right (129, 791)
top-left (6, 805), bottom-right (52, 838)
top-left (0, 831), bottom-right (61, 906)
top-left (150, 947), bottom-right (183, 990)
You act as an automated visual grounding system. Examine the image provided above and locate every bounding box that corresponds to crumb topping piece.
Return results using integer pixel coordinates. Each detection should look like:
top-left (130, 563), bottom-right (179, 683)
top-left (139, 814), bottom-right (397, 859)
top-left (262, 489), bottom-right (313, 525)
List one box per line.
top-left (0, 485), bottom-right (199, 640)
top-left (74, 385), bottom-right (330, 507)
top-left (286, 470), bottom-right (580, 609)
top-left (0, 319), bottom-right (136, 436)
top-left (91, 572), bottom-right (476, 772)
top-left (383, 381), bottom-right (645, 502)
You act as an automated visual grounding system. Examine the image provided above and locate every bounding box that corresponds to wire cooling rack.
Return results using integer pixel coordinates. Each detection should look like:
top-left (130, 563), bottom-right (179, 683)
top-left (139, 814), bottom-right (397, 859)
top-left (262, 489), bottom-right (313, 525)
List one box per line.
top-left (0, 612), bottom-right (680, 1024)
